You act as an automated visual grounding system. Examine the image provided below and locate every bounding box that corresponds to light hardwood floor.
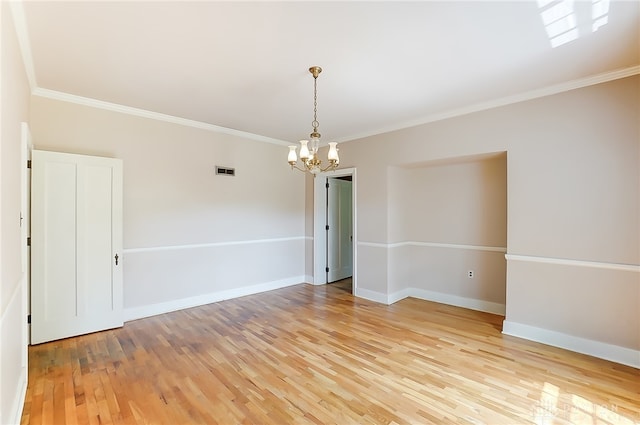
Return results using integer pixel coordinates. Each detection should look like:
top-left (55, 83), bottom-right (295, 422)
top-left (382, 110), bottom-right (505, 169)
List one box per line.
top-left (21, 283), bottom-right (639, 425)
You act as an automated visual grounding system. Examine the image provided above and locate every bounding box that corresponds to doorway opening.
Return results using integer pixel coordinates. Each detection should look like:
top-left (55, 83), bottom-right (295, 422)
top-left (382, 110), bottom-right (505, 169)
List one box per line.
top-left (329, 277), bottom-right (353, 294)
top-left (313, 168), bottom-right (356, 294)
top-left (326, 175), bottom-right (353, 285)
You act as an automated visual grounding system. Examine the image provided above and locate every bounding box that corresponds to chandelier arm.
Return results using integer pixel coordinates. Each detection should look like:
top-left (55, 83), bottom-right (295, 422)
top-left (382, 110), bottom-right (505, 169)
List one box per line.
top-left (289, 163), bottom-right (309, 173)
top-left (319, 161), bottom-right (339, 173)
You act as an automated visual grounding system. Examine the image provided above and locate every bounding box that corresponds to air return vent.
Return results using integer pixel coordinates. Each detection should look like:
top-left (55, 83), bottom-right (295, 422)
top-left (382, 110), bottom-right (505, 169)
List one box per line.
top-left (215, 166), bottom-right (235, 176)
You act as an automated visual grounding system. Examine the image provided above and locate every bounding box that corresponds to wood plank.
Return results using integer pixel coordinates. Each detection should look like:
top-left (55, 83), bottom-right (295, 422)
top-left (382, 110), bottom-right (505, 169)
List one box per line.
top-left (22, 283), bottom-right (640, 424)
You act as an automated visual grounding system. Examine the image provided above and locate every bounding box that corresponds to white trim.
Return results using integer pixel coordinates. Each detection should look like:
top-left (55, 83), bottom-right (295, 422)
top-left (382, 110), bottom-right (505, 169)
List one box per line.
top-left (1, 280), bottom-right (28, 425)
top-left (354, 241), bottom-right (507, 314)
top-left (358, 240), bottom-right (506, 253)
top-left (354, 287), bottom-right (390, 304)
top-left (313, 168), bottom-right (357, 288)
top-left (340, 66), bottom-right (640, 142)
top-left (354, 285), bottom-right (505, 316)
top-left (392, 241), bottom-right (506, 253)
top-left (505, 254), bottom-right (640, 273)
top-left (401, 289), bottom-right (506, 315)
top-left (124, 276), bottom-right (306, 322)
top-left (8, 375), bottom-right (28, 425)
top-left (357, 241), bottom-right (388, 249)
top-left (388, 288), bottom-right (413, 305)
top-left (32, 88), bottom-right (289, 146)
top-left (11, 0), bottom-right (639, 149)
top-left (502, 321), bottom-right (640, 369)
top-left (123, 236), bottom-right (306, 254)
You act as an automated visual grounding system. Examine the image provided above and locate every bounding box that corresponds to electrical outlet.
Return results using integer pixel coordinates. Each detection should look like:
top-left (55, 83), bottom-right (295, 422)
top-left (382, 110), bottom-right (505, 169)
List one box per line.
top-left (468, 270), bottom-right (474, 278)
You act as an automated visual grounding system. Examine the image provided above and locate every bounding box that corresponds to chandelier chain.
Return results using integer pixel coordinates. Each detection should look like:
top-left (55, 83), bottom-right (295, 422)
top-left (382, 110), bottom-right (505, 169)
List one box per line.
top-left (312, 76), bottom-right (319, 132)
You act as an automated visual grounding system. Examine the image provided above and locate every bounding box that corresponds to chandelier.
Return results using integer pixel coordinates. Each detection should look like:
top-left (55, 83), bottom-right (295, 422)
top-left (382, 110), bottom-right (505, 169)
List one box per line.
top-left (288, 66), bottom-right (339, 175)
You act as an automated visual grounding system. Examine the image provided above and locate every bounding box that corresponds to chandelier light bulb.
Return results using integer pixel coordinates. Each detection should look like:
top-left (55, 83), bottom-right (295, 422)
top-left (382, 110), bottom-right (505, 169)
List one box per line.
top-left (327, 142), bottom-right (339, 162)
top-left (299, 140), bottom-right (310, 160)
top-left (288, 146), bottom-right (298, 163)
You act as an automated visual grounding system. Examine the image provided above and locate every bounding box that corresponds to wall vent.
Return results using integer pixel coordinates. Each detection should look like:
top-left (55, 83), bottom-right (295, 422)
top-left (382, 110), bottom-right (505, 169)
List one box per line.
top-left (215, 166), bottom-right (236, 176)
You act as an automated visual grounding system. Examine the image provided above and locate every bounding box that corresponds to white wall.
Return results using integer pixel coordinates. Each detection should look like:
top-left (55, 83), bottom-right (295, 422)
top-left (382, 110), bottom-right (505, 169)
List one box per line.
top-left (304, 173), bottom-right (314, 281)
top-left (29, 96), bottom-right (307, 321)
top-left (339, 75), bottom-right (640, 367)
top-left (0, 3), bottom-right (30, 424)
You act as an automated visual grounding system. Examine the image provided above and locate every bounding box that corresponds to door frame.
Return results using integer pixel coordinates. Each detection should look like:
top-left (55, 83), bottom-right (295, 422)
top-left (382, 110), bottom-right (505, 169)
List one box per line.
top-left (313, 167), bottom-right (356, 291)
top-left (326, 176), bottom-right (353, 283)
top-left (20, 123), bottom-right (32, 362)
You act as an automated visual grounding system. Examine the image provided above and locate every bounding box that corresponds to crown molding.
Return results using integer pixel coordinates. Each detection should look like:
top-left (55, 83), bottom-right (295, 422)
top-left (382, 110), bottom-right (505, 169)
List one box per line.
top-left (11, 0), bottom-right (638, 146)
top-left (340, 65), bottom-right (640, 143)
top-left (12, 1), bottom-right (287, 146)
top-left (32, 88), bottom-right (290, 146)
top-left (32, 65), bottom-right (640, 147)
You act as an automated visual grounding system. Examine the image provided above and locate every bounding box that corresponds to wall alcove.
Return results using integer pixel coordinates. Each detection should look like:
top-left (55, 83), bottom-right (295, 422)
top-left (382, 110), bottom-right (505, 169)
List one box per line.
top-left (387, 152), bottom-right (508, 314)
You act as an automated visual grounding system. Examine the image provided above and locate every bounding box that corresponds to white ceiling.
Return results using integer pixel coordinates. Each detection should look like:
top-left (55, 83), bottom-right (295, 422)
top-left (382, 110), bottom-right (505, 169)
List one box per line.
top-left (14, 1), bottom-right (640, 145)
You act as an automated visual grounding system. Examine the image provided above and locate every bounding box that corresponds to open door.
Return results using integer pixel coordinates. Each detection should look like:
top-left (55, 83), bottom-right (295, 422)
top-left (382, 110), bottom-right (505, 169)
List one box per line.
top-left (327, 177), bottom-right (353, 283)
top-left (31, 150), bottom-right (123, 344)
top-left (313, 168), bottom-right (356, 289)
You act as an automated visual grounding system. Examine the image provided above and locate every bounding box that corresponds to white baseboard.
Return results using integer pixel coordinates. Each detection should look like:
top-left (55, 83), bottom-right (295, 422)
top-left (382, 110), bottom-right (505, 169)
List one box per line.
top-left (502, 320), bottom-right (640, 369)
top-left (123, 278), bottom-right (638, 369)
top-left (388, 288), bottom-right (413, 304)
top-left (354, 287), bottom-right (390, 304)
top-left (8, 373), bottom-right (27, 425)
top-left (404, 289), bottom-right (506, 315)
top-left (124, 276), bottom-right (306, 322)
top-left (354, 288), bottom-right (637, 368)
top-left (354, 287), bottom-right (505, 315)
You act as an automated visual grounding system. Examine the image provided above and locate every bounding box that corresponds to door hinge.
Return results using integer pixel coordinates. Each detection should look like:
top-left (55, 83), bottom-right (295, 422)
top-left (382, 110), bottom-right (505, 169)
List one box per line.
top-left (326, 182), bottom-right (330, 189)
top-left (325, 267), bottom-right (330, 273)
top-left (27, 314), bottom-right (31, 324)
top-left (27, 237), bottom-right (31, 246)
top-left (325, 225), bottom-right (329, 231)
top-left (27, 160), bottom-right (32, 169)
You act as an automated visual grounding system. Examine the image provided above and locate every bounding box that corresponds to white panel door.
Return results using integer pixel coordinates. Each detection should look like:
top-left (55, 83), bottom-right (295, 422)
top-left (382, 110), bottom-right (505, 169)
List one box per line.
top-left (31, 150), bottom-right (123, 344)
top-left (327, 178), bottom-right (353, 283)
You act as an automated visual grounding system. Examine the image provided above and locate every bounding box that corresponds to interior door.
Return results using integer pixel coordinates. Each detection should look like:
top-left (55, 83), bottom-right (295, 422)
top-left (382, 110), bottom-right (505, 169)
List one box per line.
top-left (31, 150), bottom-right (123, 344)
top-left (327, 177), bottom-right (353, 283)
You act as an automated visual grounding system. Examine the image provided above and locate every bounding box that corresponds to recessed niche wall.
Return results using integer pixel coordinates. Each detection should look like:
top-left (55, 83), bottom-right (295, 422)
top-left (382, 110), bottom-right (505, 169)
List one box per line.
top-left (387, 153), bottom-right (507, 309)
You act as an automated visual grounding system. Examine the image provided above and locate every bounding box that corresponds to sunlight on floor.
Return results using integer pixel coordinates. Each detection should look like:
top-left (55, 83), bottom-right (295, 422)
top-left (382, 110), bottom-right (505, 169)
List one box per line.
top-left (533, 382), bottom-right (638, 425)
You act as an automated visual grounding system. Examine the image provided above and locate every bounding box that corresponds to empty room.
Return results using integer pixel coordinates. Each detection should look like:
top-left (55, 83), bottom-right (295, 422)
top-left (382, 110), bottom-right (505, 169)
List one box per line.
top-left (1, 1), bottom-right (638, 424)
